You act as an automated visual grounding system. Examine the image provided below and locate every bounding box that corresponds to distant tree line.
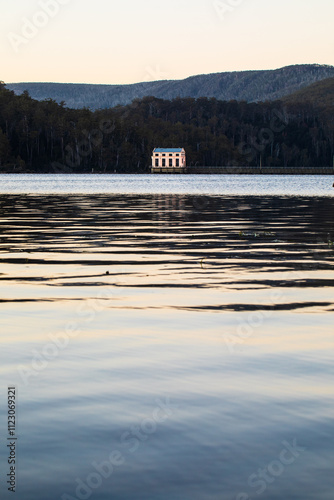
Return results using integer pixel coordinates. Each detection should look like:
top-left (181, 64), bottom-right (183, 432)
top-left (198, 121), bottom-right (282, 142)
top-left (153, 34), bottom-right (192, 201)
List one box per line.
top-left (0, 81), bottom-right (333, 173)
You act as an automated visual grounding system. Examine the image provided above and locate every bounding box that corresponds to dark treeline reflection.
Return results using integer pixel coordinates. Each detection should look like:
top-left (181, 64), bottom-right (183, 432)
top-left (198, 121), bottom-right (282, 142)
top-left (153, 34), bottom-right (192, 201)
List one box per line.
top-left (1, 196), bottom-right (333, 288)
top-left (1, 194), bottom-right (333, 244)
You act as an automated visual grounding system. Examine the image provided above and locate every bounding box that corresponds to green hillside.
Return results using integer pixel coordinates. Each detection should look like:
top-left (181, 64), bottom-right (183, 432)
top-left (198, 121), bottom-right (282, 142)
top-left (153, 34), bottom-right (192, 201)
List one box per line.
top-left (283, 77), bottom-right (334, 107)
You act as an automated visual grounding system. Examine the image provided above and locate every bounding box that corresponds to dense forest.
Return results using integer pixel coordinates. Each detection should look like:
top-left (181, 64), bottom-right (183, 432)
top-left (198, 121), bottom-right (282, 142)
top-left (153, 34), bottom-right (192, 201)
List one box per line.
top-left (0, 81), bottom-right (333, 173)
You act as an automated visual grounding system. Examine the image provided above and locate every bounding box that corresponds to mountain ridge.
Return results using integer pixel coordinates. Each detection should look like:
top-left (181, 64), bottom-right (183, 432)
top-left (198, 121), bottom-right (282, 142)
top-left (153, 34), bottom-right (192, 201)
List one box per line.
top-left (5, 64), bottom-right (334, 110)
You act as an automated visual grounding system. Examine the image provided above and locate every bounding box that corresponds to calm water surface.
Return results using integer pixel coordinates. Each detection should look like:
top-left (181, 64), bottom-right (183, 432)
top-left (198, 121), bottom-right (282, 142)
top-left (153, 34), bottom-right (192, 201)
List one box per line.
top-left (0, 173), bottom-right (334, 196)
top-left (0, 176), bottom-right (333, 499)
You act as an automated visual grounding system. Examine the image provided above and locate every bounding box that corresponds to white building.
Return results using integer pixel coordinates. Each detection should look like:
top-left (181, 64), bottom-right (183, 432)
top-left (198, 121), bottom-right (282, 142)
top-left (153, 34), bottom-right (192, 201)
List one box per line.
top-left (152, 148), bottom-right (186, 169)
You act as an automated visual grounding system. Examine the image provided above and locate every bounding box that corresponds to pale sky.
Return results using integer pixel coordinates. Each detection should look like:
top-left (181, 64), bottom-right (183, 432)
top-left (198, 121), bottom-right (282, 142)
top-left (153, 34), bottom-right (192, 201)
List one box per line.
top-left (1, 0), bottom-right (334, 84)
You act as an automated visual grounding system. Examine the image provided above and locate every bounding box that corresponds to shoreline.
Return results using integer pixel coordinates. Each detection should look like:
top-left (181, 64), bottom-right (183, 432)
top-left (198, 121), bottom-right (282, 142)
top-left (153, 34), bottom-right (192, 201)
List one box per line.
top-left (1, 169), bottom-right (334, 176)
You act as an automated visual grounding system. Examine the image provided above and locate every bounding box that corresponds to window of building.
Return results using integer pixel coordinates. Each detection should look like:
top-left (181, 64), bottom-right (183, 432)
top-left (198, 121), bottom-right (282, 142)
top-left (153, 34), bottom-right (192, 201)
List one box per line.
top-left (176, 159), bottom-right (179, 167)
top-left (155, 159), bottom-right (159, 167)
top-left (169, 159), bottom-right (173, 167)
top-left (162, 159), bottom-right (166, 167)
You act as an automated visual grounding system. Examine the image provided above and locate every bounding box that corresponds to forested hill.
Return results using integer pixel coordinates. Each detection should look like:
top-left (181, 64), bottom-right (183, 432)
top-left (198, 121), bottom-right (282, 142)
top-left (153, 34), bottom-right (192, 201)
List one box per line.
top-left (6, 64), bottom-right (334, 111)
top-left (1, 81), bottom-right (334, 173)
top-left (283, 76), bottom-right (334, 107)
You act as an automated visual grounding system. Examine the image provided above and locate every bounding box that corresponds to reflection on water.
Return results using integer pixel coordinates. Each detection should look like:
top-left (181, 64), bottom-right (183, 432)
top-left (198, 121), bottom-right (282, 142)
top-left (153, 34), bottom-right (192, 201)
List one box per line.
top-left (0, 194), bottom-right (333, 500)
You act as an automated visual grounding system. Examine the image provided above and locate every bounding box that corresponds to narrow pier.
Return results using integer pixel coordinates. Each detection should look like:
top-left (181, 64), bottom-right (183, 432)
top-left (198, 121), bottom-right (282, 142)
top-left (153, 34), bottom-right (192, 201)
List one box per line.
top-left (151, 167), bottom-right (187, 174)
top-left (151, 166), bottom-right (334, 175)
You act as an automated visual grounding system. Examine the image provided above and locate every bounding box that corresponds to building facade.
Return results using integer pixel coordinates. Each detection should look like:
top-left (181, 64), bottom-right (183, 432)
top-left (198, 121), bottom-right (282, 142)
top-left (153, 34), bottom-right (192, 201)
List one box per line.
top-left (152, 148), bottom-right (186, 169)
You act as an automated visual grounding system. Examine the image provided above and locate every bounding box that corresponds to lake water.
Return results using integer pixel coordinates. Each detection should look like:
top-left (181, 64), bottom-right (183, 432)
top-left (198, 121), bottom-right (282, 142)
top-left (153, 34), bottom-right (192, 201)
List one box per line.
top-left (0, 173), bottom-right (334, 196)
top-left (0, 175), bottom-right (333, 500)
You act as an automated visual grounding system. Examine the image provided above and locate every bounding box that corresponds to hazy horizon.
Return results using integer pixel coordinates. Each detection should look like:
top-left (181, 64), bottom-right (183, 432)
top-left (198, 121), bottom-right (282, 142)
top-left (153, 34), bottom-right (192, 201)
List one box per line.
top-left (4, 62), bottom-right (334, 86)
top-left (1, 0), bottom-right (334, 85)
